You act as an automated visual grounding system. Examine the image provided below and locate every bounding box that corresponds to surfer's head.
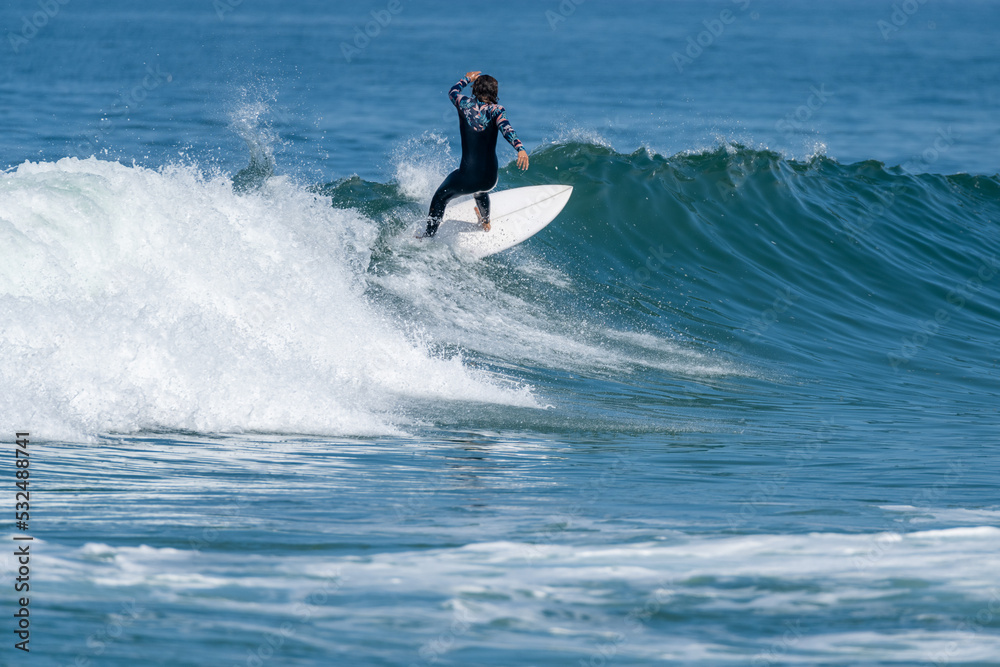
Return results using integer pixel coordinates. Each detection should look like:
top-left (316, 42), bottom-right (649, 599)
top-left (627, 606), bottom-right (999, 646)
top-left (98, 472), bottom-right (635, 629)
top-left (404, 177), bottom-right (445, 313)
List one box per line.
top-left (473, 75), bottom-right (498, 105)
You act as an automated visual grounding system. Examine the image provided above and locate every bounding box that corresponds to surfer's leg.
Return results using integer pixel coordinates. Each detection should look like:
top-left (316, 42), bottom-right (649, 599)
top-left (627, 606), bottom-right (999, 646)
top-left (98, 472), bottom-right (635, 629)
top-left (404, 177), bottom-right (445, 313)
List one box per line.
top-left (426, 170), bottom-right (463, 236)
top-left (473, 191), bottom-right (491, 223)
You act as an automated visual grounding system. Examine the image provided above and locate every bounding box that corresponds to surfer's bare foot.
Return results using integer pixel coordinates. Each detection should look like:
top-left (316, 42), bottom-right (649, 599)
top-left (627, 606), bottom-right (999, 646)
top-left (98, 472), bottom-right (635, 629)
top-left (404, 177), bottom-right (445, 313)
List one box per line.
top-left (475, 207), bottom-right (490, 232)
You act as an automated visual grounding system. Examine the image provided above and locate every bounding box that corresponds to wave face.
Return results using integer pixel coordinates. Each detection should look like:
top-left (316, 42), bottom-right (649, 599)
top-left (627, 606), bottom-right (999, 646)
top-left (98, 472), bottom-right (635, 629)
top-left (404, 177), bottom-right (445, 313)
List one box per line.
top-left (3, 144), bottom-right (999, 440)
top-left (335, 141), bottom-right (1000, 431)
top-left (530, 143), bottom-right (1000, 378)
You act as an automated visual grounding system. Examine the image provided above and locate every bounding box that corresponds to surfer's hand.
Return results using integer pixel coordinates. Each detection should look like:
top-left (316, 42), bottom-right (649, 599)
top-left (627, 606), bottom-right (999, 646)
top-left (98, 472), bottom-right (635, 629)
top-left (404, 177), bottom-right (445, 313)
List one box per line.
top-left (482, 221), bottom-right (491, 232)
top-left (517, 150), bottom-right (529, 171)
top-left (466, 71), bottom-right (481, 82)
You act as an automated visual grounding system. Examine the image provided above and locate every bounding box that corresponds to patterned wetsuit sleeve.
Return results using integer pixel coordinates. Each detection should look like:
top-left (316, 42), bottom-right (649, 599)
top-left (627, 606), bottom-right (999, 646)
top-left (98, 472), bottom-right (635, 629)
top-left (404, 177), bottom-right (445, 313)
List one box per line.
top-left (449, 77), bottom-right (471, 107)
top-left (496, 108), bottom-right (524, 152)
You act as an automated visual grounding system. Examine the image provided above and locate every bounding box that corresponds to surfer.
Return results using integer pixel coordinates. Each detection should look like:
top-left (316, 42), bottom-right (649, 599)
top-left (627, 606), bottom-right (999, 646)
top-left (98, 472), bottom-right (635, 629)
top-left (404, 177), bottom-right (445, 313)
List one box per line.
top-left (424, 71), bottom-right (529, 237)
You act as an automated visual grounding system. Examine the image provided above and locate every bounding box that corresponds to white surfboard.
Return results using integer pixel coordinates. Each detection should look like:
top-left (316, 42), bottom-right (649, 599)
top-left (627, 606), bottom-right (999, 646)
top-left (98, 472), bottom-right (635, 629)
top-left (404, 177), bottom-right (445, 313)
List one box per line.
top-left (426, 184), bottom-right (572, 259)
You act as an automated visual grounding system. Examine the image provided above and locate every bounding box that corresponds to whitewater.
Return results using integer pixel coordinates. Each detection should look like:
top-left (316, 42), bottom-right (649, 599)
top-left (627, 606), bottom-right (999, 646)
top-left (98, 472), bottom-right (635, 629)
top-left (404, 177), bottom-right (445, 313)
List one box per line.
top-left (0, 157), bottom-right (539, 440)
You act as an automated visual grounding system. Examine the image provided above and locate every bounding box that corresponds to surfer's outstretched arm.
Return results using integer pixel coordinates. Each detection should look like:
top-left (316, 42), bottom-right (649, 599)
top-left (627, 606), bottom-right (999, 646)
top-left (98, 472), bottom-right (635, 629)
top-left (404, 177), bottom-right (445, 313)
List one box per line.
top-left (496, 110), bottom-right (529, 171)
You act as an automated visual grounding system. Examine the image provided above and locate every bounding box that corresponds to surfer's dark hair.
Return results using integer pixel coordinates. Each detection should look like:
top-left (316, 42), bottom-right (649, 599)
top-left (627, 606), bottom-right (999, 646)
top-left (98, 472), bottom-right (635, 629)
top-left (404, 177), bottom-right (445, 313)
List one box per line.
top-left (473, 75), bottom-right (498, 104)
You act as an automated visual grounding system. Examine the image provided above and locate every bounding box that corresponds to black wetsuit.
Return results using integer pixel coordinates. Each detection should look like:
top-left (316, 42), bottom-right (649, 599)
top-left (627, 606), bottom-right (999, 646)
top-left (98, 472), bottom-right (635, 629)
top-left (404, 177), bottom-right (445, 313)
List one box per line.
top-left (425, 76), bottom-right (524, 237)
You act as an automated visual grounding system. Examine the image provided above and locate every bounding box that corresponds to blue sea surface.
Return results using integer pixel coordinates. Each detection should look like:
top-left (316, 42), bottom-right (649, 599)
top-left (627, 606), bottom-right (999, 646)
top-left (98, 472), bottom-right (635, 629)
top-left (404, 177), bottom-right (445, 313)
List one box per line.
top-left (2, 1), bottom-right (999, 665)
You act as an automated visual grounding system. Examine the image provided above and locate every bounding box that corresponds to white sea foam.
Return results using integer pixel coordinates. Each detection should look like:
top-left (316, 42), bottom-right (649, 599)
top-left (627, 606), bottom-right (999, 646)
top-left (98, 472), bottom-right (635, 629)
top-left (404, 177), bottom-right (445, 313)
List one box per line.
top-left (0, 158), bottom-right (536, 441)
top-left (26, 526), bottom-right (1000, 663)
top-left (880, 504), bottom-right (1000, 525)
top-left (391, 132), bottom-right (455, 203)
top-left (374, 248), bottom-right (742, 380)
top-left (549, 125), bottom-right (615, 149)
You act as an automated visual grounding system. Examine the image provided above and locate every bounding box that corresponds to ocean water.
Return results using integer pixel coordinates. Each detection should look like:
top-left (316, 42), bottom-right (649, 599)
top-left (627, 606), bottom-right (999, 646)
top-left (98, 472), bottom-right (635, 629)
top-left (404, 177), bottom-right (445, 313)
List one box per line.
top-left (2, 1), bottom-right (1000, 665)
